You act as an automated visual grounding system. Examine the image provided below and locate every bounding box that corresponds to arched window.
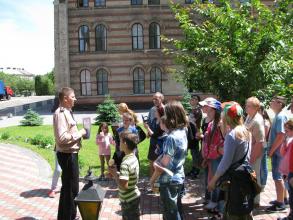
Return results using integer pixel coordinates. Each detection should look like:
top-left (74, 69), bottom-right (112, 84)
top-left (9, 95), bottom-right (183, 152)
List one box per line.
top-left (95, 0), bottom-right (106, 7)
top-left (78, 0), bottom-right (89, 7)
top-left (79, 25), bottom-right (90, 52)
top-left (133, 67), bottom-right (145, 94)
top-left (80, 69), bottom-right (91, 96)
top-left (97, 69), bottom-right (108, 95)
top-left (148, 0), bottom-right (160, 4)
top-left (95, 24), bottom-right (107, 51)
top-left (149, 22), bottom-right (160, 49)
top-left (131, 0), bottom-right (143, 5)
top-left (132, 23), bottom-right (143, 50)
top-left (150, 67), bottom-right (162, 93)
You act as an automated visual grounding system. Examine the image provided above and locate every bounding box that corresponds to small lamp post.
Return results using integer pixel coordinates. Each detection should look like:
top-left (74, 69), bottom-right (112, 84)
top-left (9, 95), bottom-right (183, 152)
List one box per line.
top-left (75, 167), bottom-right (106, 220)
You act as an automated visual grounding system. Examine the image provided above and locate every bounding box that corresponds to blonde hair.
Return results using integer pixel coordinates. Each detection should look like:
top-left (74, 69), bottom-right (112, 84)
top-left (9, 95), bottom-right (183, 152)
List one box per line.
top-left (246, 97), bottom-right (261, 110)
top-left (118, 103), bottom-right (138, 124)
top-left (223, 114), bottom-right (250, 141)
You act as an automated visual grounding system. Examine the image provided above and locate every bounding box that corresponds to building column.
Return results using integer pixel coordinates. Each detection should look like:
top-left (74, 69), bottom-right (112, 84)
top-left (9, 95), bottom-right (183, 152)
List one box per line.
top-left (54, 0), bottom-right (70, 91)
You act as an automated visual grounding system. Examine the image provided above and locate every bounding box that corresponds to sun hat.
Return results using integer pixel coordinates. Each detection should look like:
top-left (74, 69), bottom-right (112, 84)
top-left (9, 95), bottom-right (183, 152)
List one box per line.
top-left (223, 102), bottom-right (243, 119)
top-left (199, 97), bottom-right (222, 111)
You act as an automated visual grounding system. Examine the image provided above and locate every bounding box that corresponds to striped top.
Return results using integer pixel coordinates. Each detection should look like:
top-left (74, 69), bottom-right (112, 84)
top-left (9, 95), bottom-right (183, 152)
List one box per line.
top-left (119, 153), bottom-right (140, 203)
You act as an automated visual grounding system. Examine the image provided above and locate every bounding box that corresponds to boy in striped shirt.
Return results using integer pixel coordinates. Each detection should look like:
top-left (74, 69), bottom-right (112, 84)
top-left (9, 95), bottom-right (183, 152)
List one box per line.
top-left (109, 131), bottom-right (140, 220)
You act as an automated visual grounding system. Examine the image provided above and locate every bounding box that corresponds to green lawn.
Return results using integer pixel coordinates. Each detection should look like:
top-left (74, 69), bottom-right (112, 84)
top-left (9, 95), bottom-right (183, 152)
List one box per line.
top-left (0, 125), bottom-right (193, 177)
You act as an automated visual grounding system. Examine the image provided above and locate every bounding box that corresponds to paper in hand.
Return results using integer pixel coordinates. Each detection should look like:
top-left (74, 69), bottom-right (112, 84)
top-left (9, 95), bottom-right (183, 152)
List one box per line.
top-left (82, 117), bottom-right (91, 139)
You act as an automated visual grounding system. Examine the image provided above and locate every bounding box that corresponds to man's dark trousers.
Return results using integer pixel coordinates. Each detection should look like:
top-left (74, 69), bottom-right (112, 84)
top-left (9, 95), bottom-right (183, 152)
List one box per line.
top-left (57, 152), bottom-right (79, 220)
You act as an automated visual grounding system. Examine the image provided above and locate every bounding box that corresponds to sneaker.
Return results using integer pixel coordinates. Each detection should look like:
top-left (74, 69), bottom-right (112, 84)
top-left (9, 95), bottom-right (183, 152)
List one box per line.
top-left (48, 190), bottom-right (56, 198)
top-left (269, 198), bottom-right (289, 205)
top-left (204, 201), bottom-right (217, 210)
top-left (266, 203), bottom-right (286, 212)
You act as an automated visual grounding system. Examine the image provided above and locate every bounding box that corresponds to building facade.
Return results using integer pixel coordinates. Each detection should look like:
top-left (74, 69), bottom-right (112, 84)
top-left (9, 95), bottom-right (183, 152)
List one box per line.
top-left (54, 0), bottom-right (188, 106)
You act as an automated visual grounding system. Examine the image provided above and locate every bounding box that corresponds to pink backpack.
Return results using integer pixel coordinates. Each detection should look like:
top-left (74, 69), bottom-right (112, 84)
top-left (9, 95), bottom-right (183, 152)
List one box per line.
top-left (203, 122), bottom-right (224, 159)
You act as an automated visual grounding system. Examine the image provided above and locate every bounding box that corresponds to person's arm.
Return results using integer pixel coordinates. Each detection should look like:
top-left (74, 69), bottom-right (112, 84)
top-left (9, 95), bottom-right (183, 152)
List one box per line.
top-left (109, 165), bottom-right (129, 190)
top-left (54, 112), bottom-right (85, 145)
top-left (143, 122), bottom-right (154, 136)
top-left (269, 133), bottom-right (286, 157)
top-left (250, 142), bottom-right (264, 164)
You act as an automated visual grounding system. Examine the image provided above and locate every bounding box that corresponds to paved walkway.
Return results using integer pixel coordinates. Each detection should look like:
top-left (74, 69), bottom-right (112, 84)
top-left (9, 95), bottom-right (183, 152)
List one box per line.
top-left (0, 143), bottom-right (290, 220)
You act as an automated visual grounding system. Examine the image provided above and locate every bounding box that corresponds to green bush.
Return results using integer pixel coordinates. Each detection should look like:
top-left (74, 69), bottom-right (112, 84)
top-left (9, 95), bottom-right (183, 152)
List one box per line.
top-left (95, 95), bottom-right (120, 124)
top-left (0, 132), bottom-right (10, 140)
top-left (35, 70), bottom-right (55, 96)
top-left (181, 90), bottom-right (192, 113)
top-left (20, 109), bottom-right (43, 126)
top-left (30, 134), bottom-right (54, 149)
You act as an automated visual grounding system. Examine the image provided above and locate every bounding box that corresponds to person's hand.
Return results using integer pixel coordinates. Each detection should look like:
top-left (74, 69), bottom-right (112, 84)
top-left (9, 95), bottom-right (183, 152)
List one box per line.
top-left (207, 179), bottom-right (216, 192)
top-left (108, 165), bottom-right (118, 178)
top-left (268, 150), bottom-right (274, 158)
top-left (143, 122), bottom-right (149, 129)
top-left (79, 128), bottom-right (87, 137)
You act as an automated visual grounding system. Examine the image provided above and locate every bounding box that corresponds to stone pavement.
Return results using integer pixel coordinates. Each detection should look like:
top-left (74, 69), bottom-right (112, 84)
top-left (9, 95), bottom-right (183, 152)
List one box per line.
top-left (0, 143), bottom-right (290, 220)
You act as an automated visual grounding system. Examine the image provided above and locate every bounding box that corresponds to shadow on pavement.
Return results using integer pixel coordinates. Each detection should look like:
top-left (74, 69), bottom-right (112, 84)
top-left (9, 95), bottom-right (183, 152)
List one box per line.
top-left (20, 188), bottom-right (51, 198)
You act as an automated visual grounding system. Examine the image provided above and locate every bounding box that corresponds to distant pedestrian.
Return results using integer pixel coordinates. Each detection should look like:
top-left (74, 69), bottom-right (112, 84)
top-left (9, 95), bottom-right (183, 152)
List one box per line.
top-left (53, 87), bottom-right (87, 220)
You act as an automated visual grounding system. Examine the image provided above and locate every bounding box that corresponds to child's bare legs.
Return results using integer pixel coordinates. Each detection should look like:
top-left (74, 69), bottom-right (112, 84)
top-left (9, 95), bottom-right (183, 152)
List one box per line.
top-left (105, 155), bottom-right (110, 167)
top-left (100, 155), bottom-right (105, 176)
top-left (149, 160), bottom-right (154, 177)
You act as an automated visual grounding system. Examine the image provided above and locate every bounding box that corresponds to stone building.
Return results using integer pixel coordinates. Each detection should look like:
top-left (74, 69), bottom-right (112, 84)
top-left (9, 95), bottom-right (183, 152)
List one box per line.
top-left (54, 0), bottom-right (187, 107)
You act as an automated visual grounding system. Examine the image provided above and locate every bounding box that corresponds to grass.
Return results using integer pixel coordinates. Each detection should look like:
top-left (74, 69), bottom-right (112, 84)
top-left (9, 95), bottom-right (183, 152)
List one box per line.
top-left (0, 124), bottom-right (193, 177)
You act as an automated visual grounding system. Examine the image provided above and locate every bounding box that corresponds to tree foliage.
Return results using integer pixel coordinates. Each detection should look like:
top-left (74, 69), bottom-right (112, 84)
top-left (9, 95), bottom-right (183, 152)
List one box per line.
top-left (0, 71), bottom-right (34, 95)
top-left (35, 70), bottom-right (55, 95)
top-left (165, 0), bottom-right (292, 104)
top-left (95, 95), bottom-right (120, 124)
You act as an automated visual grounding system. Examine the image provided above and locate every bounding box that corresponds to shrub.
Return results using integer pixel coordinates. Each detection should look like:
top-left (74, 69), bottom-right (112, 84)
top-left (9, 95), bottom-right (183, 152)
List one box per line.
top-left (30, 134), bottom-right (54, 149)
top-left (181, 90), bottom-right (192, 113)
top-left (20, 109), bottom-right (43, 126)
top-left (95, 95), bottom-right (120, 124)
top-left (0, 132), bottom-right (10, 140)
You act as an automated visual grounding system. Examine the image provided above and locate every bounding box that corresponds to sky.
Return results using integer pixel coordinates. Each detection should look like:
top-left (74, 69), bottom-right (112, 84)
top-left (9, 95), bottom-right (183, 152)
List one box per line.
top-left (0, 0), bottom-right (54, 75)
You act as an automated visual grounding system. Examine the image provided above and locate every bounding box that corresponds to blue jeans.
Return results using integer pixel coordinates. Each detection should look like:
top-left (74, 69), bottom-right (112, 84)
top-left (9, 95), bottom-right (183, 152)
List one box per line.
top-left (260, 147), bottom-right (268, 186)
top-left (159, 183), bottom-right (184, 220)
top-left (210, 157), bottom-right (222, 203)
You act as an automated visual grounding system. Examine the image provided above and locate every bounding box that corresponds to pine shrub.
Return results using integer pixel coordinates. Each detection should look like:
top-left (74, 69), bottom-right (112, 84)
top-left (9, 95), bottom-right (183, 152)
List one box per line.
top-left (20, 109), bottom-right (43, 126)
top-left (95, 95), bottom-right (120, 124)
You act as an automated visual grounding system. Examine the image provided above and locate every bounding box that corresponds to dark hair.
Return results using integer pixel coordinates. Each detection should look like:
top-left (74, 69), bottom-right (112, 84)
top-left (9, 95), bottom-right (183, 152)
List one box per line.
top-left (191, 94), bottom-right (201, 102)
top-left (98, 122), bottom-right (108, 134)
top-left (164, 101), bottom-right (188, 130)
top-left (119, 131), bottom-right (138, 151)
top-left (285, 119), bottom-right (293, 131)
top-left (207, 110), bottom-right (221, 147)
top-left (58, 87), bottom-right (74, 102)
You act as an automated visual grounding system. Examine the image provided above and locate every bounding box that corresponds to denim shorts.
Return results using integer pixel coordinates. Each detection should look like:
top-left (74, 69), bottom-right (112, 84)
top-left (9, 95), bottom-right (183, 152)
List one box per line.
top-left (271, 152), bottom-right (282, 180)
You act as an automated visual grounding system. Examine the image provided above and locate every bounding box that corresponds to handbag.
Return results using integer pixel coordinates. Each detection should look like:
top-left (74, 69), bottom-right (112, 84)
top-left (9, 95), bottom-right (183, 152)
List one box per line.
top-left (218, 145), bottom-right (261, 215)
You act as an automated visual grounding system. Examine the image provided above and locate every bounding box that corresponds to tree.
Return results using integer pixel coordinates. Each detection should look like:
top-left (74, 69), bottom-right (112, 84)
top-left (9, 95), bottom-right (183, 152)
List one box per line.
top-left (20, 109), bottom-right (43, 126)
top-left (35, 70), bottom-right (55, 95)
top-left (181, 90), bottom-right (192, 112)
top-left (165, 0), bottom-right (292, 104)
top-left (95, 95), bottom-right (120, 124)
